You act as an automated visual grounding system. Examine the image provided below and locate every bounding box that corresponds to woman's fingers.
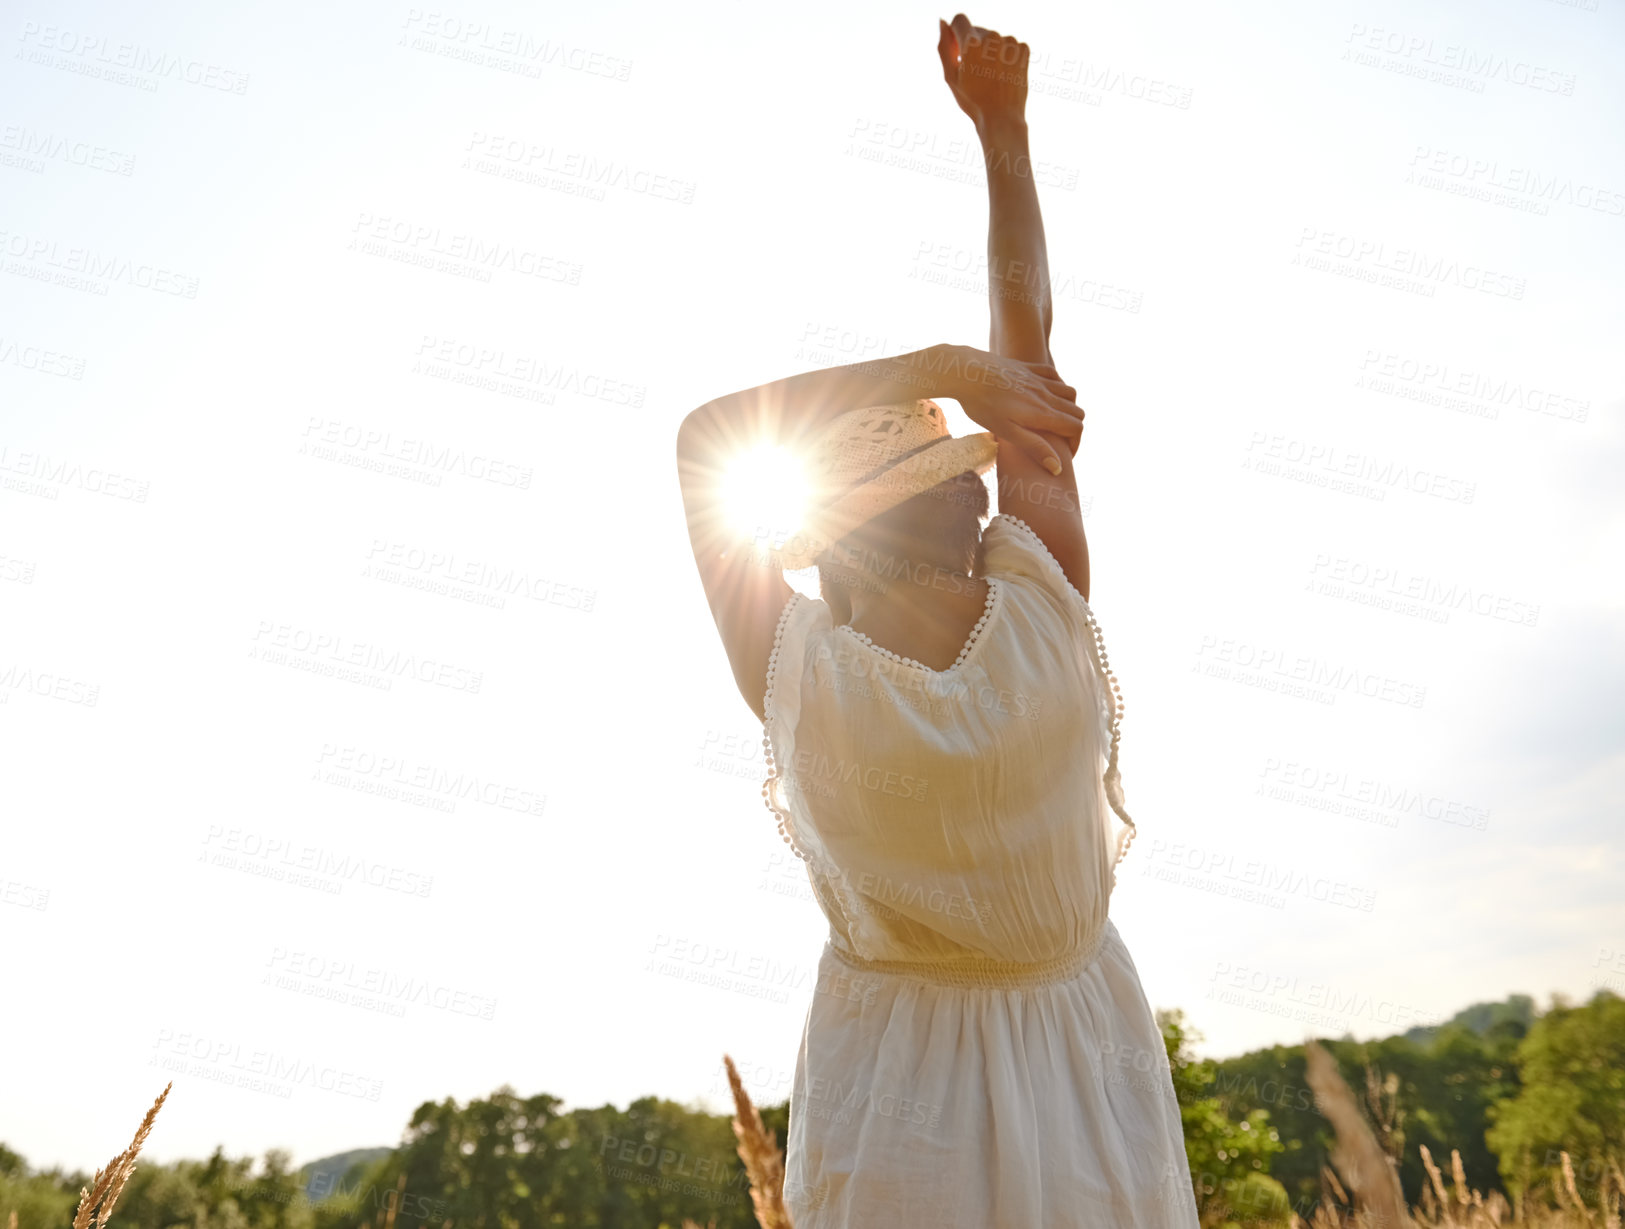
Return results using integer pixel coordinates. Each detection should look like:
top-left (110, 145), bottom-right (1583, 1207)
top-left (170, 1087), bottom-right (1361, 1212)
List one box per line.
top-left (1006, 424), bottom-right (1065, 475)
top-left (1037, 386), bottom-right (1083, 419)
top-left (937, 19), bottom-right (958, 77)
top-left (1048, 406), bottom-right (1084, 435)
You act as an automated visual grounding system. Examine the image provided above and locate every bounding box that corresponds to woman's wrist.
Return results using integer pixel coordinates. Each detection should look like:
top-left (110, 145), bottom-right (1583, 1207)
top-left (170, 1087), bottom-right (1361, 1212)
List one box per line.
top-left (976, 115), bottom-right (1030, 150)
top-left (927, 343), bottom-right (978, 403)
top-left (932, 342), bottom-right (980, 399)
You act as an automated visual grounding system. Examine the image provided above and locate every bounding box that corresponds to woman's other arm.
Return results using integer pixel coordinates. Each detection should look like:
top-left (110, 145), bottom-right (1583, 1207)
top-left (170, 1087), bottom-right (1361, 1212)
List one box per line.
top-left (676, 345), bottom-right (1080, 720)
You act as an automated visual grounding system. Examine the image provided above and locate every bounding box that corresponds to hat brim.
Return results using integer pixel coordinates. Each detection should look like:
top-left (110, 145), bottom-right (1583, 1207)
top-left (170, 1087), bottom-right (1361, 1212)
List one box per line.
top-left (768, 431), bottom-right (999, 571)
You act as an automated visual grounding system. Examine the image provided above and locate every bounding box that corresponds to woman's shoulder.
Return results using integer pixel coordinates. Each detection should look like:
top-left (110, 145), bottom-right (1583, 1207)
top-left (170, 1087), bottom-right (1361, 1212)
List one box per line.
top-left (763, 588), bottom-right (834, 713)
top-left (981, 514), bottom-right (1091, 614)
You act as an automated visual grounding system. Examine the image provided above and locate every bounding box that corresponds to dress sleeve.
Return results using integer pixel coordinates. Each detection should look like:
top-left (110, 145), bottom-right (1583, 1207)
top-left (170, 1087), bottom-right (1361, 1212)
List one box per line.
top-left (759, 589), bottom-right (837, 874)
top-left (981, 515), bottom-right (1139, 874)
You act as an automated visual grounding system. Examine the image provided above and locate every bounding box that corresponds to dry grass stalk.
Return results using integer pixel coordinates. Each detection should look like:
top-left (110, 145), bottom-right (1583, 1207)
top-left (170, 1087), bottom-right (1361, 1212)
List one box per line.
top-left (1452, 1152), bottom-right (1470, 1213)
top-left (1305, 1041), bottom-right (1413, 1229)
top-left (1420, 1145), bottom-right (1453, 1223)
top-left (722, 1054), bottom-right (793, 1229)
top-left (1561, 1153), bottom-right (1595, 1227)
top-left (1326, 1165), bottom-right (1351, 1207)
top-left (1419, 1178), bottom-right (1441, 1225)
top-left (383, 1172), bottom-right (405, 1229)
top-left (70, 1083), bottom-right (171, 1229)
top-left (1365, 1063), bottom-right (1404, 1163)
top-left (1610, 1164), bottom-right (1625, 1229)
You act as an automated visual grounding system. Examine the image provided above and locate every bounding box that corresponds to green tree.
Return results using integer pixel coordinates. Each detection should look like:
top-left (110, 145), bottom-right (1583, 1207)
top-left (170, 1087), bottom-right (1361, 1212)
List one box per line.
top-left (1160, 1009), bottom-right (1291, 1228)
top-left (1204, 1007), bottom-right (1526, 1212)
top-left (1486, 989), bottom-right (1625, 1207)
top-left (0, 1164), bottom-right (77, 1229)
top-left (336, 1086), bottom-right (759, 1229)
top-left (106, 1147), bottom-right (315, 1229)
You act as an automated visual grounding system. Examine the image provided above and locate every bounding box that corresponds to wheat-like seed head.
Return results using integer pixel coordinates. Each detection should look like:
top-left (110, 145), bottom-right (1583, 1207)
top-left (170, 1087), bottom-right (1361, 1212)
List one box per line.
top-left (1305, 1041), bottom-right (1413, 1229)
top-left (70, 1084), bottom-right (171, 1229)
top-left (722, 1054), bottom-right (792, 1229)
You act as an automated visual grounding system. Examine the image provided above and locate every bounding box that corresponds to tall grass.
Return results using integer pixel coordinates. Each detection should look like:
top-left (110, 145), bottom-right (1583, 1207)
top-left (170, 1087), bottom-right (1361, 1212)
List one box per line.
top-left (68, 1085), bottom-right (171, 1229)
top-left (713, 1041), bottom-right (1623, 1229)
top-left (1292, 1040), bottom-right (1623, 1229)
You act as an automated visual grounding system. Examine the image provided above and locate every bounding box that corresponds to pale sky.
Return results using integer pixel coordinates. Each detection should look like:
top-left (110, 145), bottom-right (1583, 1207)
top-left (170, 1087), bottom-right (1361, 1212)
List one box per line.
top-left (2, 0), bottom-right (1622, 1178)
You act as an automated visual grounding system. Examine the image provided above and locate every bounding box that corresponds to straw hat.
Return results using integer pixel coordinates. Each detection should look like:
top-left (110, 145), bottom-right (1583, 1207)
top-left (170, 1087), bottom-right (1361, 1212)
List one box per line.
top-left (765, 399), bottom-right (997, 571)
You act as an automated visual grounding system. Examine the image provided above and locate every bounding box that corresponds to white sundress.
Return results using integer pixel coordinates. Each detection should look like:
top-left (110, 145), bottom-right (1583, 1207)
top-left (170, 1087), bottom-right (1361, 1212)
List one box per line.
top-left (760, 513), bottom-right (1200, 1229)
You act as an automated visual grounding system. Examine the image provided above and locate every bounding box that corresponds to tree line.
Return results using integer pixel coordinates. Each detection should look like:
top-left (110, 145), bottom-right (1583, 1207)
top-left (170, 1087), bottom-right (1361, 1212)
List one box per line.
top-left (3, 989), bottom-right (1618, 1229)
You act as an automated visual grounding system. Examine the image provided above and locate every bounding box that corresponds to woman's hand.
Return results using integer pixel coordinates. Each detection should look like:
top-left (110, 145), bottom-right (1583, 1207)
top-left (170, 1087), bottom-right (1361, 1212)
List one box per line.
top-left (937, 14), bottom-right (1029, 133)
top-left (944, 345), bottom-right (1082, 474)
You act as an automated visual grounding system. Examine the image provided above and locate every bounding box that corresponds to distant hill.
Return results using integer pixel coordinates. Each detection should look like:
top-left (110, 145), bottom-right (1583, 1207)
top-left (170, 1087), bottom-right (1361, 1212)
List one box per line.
top-left (298, 1148), bottom-right (394, 1201)
top-left (1400, 993), bottom-right (1538, 1046)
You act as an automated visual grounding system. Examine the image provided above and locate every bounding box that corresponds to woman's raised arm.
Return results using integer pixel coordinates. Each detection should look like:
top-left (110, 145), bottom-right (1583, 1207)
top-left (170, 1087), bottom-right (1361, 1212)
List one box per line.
top-left (940, 13), bottom-right (1092, 600)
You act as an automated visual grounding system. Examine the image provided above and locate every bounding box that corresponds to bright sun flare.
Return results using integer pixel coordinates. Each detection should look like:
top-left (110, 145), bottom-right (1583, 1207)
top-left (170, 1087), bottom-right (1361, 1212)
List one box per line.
top-left (720, 444), bottom-right (811, 543)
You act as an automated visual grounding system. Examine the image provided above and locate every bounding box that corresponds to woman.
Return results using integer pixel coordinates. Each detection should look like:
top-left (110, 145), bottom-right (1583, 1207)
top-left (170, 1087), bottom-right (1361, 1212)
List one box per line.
top-left (675, 15), bottom-right (1200, 1228)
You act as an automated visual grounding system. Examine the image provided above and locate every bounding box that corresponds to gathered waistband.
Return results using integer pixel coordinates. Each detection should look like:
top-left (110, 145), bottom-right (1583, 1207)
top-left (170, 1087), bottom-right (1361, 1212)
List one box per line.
top-left (825, 921), bottom-right (1113, 990)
